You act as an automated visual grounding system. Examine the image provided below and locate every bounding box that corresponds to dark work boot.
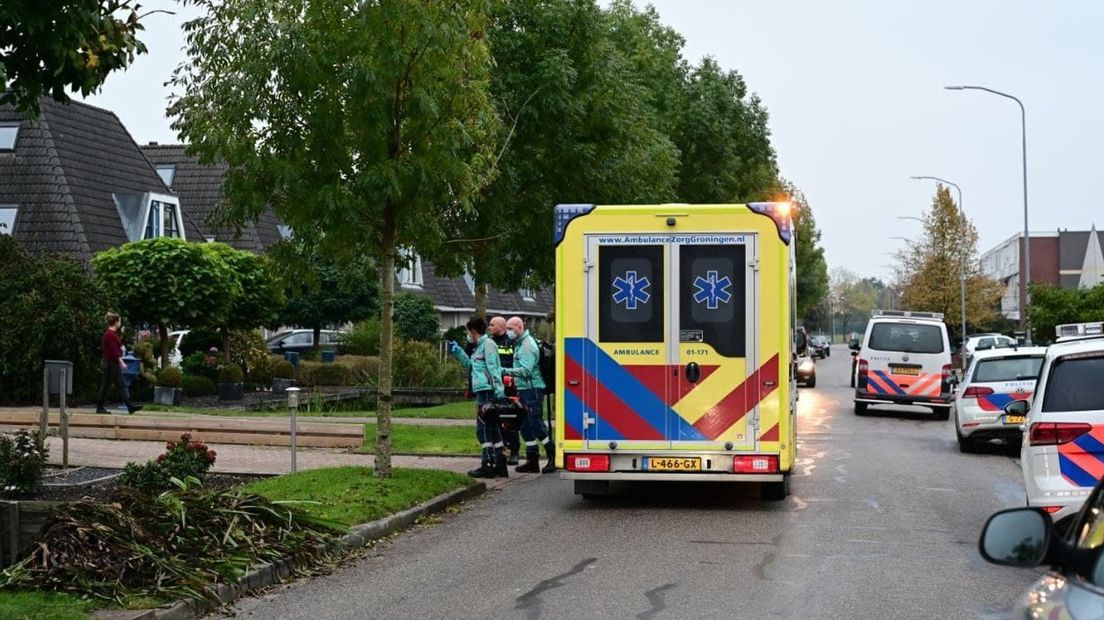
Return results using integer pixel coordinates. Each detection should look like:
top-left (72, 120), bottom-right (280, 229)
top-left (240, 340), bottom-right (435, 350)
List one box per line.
top-left (468, 450), bottom-right (493, 478)
top-left (541, 442), bottom-right (556, 474)
top-left (127, 403), bottom-right (143, 415)
top-left (494, 452), bottom-right (509, 478)
top-left (515, 451), bottom-right (541, 473)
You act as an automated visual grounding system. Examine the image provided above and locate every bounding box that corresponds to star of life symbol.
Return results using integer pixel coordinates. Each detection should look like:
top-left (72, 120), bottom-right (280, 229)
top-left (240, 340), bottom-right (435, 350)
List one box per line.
top-left (693, 270), bottom-right (733, 310)
top-left (612, 271), bottom-right (652, 310)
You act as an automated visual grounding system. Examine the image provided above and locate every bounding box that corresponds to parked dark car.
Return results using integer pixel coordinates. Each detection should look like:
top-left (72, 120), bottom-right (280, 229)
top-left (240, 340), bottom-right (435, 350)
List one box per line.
top-left (810, 335), bottom-right (831, 359)
top-left (265, 329), bottom-right (343, 356)
top-left (980, 475), bottom-right (1104, 617)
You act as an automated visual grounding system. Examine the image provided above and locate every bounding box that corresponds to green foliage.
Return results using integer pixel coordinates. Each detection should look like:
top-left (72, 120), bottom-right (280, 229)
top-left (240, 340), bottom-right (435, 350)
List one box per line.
top-left (341, 318), bottom-right (381, 356)
top-left (181, 351), bottom-right (219, 383)
top-left (1028, 282), bottom-right (1104, 344)
top-left (181, 374), bottom-right (217, 397)
top-left (244, 466), bottom-right (471, 526)
top-left (272, 245), bottom-right (379, 340)
top-left (0, 1), bottom-right (147, 115)
top-left (336, 355), bottom-right (378, 384)
top-left (156, 366), bottom-right (183, 389)
top-left (442, 325), bottom-right (467, 346)
top-left (271, 359), bottom-right (296, 380)
top-left (117, 434), bottom-right (217, 495)
top-left (179, 327), bottom-right (221, 358)
top-left (0, 590), bottom-right (96, 620)
top-left (218, 363), bottom-right (243, 384)
top-left (390, 340), bottom-right (463, 388)
top-left (203, 244), bottom-right (285, 332)
top-left (393, 293), bottom-right (440, 342)
top-left (226, 330), bottom-right (269, 380)
top-left (786, 182), bottom-right (829, 319)
top-left (0, 236), bottom-right (108, 404)
top-left (92, 238), bottom-right (241, 366)
top-left (895, 185), bottom-right (1003, 337)
top-left (1, 481), bottom-right (338, 606)
top-left (0, 430), bottom-right (49, 496)
top-left (297, 362), bottom-right (349, 387)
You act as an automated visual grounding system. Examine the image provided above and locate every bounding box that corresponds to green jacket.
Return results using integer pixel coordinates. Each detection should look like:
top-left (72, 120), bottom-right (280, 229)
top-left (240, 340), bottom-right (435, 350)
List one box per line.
top-left (452, 335), bottom-right (505, 398)
top-left (503, 331), bottom-right (545, 391)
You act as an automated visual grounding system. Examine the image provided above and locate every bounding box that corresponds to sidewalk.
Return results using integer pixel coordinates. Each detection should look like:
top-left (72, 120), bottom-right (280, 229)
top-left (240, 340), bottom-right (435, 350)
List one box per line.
top-left (2, 406), bottom-right (472, 426)
top-left (44, 436), bottom-right (523, 488)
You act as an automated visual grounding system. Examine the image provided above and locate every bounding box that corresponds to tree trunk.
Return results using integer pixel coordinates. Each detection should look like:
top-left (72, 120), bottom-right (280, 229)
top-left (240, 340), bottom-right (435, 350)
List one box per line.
top-left (475, 281), bottom-right (488, 319)
top-left (159, 324), bottom-right (170, 369)
top-left (374, 211), bottom-right (397, 478)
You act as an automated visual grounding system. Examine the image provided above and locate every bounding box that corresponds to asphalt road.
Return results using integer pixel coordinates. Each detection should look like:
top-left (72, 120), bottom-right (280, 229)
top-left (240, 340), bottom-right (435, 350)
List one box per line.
top-left (217, 348), bottom-right (1042, 619)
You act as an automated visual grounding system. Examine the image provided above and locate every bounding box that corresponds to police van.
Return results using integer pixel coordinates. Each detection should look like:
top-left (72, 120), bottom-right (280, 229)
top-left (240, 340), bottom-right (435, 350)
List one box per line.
top-left (851, 310), bottom-right (954, 418)
top-left (553, 203), bottom-right (800, 500)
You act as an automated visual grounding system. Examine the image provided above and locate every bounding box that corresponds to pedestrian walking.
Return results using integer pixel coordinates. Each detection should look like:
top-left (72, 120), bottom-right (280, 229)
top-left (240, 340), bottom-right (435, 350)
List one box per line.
top-left (449, 317), bottom-right (508, 478)
top-left (95, 312), bottom-right (141, 414)
top-left (502, 317), bottom-right (555, 473)
top-left (488, 315), bottom-right (520, 464)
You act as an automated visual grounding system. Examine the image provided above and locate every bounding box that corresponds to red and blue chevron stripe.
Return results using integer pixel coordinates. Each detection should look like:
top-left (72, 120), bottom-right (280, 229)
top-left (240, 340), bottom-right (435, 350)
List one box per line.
top-left (1058, 428), bottom-right (1104, 487)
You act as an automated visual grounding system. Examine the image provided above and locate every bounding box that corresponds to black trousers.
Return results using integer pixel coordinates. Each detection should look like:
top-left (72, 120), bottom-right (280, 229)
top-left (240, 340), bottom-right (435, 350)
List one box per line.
top-left (96, 359), bottom-right (129, 408)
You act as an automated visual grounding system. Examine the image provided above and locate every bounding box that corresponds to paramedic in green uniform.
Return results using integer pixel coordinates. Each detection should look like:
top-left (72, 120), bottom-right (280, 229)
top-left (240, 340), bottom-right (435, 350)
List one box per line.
top-left (503, 316), bottom-right (555, 473)
top-left (450, 317), bottom-right (509, 478)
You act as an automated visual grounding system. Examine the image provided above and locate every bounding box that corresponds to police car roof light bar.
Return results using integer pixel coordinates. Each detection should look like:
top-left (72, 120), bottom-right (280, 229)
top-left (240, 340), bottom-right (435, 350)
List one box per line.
top-left (1056, 322), bottom-right (1104, 338)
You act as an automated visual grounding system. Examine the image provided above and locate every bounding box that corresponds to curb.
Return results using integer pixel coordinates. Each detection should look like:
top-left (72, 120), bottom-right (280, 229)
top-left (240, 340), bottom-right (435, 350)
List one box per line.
top-left (116, 481), bottom-right (487, 620)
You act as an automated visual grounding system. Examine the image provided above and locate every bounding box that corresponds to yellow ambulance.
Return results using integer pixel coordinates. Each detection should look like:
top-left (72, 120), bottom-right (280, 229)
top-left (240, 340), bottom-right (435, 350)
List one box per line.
top-left (554, 203), bottom-right (801, 500)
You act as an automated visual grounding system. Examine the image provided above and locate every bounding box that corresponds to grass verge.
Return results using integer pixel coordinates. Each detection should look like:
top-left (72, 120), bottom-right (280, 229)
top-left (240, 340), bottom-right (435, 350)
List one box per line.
top-left (243, 467), bottom-right (473, 526)
top-left (361, 423), bottom-right (478, 455)
top-left (0, 591), bottom-right (95, 620)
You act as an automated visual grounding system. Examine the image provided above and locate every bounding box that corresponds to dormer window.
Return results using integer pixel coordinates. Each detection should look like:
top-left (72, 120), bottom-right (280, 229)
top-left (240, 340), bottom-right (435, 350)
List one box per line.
top-left (145, 200), bottom-right (183, 238)
top-left (520, 288), bottom-right (536, 301)
top-left (0, 205), bottom-right (17, 235)
top-left (0, 124), bottom-right (19, 151)
top-left (156, 164), bottom-right (176, 188)
top-left (397, 250), bottom-right (424, 288)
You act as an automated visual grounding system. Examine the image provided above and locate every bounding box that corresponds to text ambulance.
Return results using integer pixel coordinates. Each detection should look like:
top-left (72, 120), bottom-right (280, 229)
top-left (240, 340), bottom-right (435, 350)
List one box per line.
top-left (553, 203), bottom-right (800, 500)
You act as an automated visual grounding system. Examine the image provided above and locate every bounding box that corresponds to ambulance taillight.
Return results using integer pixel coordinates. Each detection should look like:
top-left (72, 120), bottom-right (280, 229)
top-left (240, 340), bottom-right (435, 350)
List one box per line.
top-left (732, 455), bottom-right (779, 474)
top-left (565, 454), bottom-right (611, 473)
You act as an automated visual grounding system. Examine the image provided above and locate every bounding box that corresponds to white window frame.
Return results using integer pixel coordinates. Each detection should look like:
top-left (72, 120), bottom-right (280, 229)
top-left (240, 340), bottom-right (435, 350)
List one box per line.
top-left (0, 204), bottom-right (17, 235)
top-left (141, 193), bottom-right (186, 240)
top-left (0, 124), bottom-right (19, 152)
top-left (397, 250), bottom-right (424, 288)
top-left (520, 287), bottom-right (536, 301)
top-left (155, 164), bottom-right (176, 188)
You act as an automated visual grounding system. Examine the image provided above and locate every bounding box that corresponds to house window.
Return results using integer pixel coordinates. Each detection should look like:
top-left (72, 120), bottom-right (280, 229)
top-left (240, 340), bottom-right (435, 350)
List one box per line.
top-left (0, 125), bottom-right (19, 151)
top-left (397, 251), bottom-right (424, 288)
top-left (462, 271), bottom-right (476, 294)
top-left (143, 199), bottom-right (184, 240)
top-left (520, 288), bottom-right (535, 301)
top-left (156, 165), bottom-right (176, 188)
top-left (277, 225), bottom-right (292, 240)
top-left (0, 205), bottom-right (17, 235)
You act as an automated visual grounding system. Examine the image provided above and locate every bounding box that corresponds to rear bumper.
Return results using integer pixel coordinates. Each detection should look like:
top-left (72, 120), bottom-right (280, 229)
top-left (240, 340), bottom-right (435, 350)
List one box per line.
top-left (560, 472), bottom-right (785, 482)
top-left (855, 390), bottom-right (952, 408)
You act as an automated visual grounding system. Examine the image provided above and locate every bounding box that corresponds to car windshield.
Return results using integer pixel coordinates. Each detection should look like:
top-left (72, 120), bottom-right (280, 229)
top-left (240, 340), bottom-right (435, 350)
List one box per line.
top-left (1042, 354), bottom-right (1104, 412)
top-left (868, 323), bottom-right (944, 354)
top-left (972, 356), bottom-right (1043, 383)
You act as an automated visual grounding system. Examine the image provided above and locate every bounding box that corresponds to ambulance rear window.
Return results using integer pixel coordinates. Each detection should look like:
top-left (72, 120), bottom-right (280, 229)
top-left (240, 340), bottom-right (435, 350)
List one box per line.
top-left (598, 245), bottom-right (664, 343)
top-left (868, 323), bottom-right (944, 354)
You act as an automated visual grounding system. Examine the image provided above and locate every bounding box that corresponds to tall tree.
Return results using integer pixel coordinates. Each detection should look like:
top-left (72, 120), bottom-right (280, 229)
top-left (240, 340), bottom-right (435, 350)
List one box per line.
top-left (203, 243), bottom-right (285, 360)
top-left (894, 185), bottom-right (1002, 338)
top-left (430, 0), bottom-right (681, 303)
top-left (171, 0), bottom-right (499, 477)
top-left (783, 181), bottom-right (829, 320)
top-left (0, 0), bottom-right (148, 115)
top-left (829, 267), bottom-right (880, 338)
top-left (1028, 282), bottom-right (1104, 343)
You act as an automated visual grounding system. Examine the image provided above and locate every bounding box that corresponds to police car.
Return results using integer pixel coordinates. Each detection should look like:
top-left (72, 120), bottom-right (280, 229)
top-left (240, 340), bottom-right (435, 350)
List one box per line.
top-left (852, 310), bottom-right (954, 418)
top-left (953, 346), bottom-right (1046, 453)
top-left (1007, 327), bottom-right (1104, 526)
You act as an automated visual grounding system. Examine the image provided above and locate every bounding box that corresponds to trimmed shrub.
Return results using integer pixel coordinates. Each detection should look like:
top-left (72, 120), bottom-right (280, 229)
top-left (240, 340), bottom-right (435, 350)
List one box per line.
top-left (393, 292), bottom-right (441, 342)
top-left (272, 359), bottom-right (296, 380)
top-left (182, 350), bottom-right (219, 383)
top-left (0, 430), bottom-right (49, 496)
top-left (392, 339), bottom-right (463, 388)
top-left (182, 374), bottom-right (217, 397)
top-left (228, 329), bottom-right (270, 381)
top-left (442, 325), bottom-right (466, 346)
top-left (297, 361), bottom-right (348, 387)
top-left (340, 318), bottom-right (381, 356)
top-left (157, 366), bottom-right (183, 388)
top-left (336, 355), bottom-right (378, 384)
top-left (219, 363), bottom-right (243, 384)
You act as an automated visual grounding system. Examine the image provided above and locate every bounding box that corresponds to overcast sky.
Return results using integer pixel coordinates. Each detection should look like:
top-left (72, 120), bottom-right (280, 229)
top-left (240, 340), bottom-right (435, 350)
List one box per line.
top-left (86, 1), bottom-right (1104, 280)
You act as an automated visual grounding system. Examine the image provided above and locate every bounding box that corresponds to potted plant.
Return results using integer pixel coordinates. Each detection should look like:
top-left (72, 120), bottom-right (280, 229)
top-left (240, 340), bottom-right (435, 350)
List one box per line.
top-left (217, 363), bottom-right (244, 401)
top-left (154, 366), bottom-right (184, 406)
top-left (271, 359), bottom-right (296, 395)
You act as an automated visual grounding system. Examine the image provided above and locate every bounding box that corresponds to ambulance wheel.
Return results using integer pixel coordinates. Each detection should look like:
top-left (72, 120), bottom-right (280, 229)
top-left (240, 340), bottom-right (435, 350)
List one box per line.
top-left (854, 401), bottom-right (868, 416)
top-left (574, 480), bottom-right (610, 499)
top-left (761, 475), bottom-right (790, 501)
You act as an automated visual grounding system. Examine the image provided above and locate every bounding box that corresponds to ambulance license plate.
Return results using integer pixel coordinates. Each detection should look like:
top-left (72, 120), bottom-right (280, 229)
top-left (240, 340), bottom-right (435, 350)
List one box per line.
top-left (645, 457), bottom-right (701, 472)
top-left (890, 365), bottom-right (920, 376)
top-left (1005, 415), bottom-right (1026, 425)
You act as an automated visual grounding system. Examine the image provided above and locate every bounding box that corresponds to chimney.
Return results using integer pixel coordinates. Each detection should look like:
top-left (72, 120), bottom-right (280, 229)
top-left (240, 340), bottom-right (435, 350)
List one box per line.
top-left (148, 141), bottom-right (158, 145)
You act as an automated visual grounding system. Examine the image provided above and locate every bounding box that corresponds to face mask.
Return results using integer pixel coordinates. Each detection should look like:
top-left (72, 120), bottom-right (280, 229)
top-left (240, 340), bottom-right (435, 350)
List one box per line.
top-left (467, 333), bottom-right (477, 344)
top-left (506, 329), bottom-right (518, 341)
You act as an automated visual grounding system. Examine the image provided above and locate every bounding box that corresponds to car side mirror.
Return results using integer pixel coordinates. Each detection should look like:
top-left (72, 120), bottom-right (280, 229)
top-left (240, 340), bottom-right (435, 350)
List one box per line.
top-left (795, 333), bottom-right (808, 357)
top-left (979, 507), bottom-right (1053, 568)
top-left (1004, 399), bottom-right (1030, 416)
top-left (948, 375), bottom-right (960, 387)
top-left (848, 338), bottom-right (860, 351)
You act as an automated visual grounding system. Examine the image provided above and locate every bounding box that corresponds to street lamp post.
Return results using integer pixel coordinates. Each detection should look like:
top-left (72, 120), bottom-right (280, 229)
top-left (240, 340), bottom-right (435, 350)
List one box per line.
top-left (911, 176), bottom-right (967, 341)
top-left (945, 85), bottom-right (1031, 343)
